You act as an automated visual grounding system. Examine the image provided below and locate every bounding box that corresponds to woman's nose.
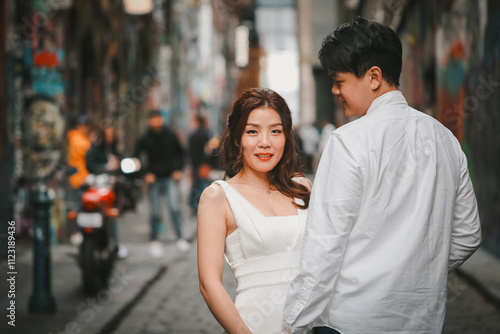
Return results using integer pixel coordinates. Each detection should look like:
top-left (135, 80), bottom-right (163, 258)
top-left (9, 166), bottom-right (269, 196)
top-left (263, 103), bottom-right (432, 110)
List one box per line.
top-left (258, 133), bottom-right (271, 148)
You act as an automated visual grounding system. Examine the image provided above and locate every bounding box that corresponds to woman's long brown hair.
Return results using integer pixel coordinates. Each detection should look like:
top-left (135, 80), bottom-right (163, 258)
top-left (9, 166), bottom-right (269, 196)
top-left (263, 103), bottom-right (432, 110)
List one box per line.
top-left (220, 88), bottom-right (310, 209)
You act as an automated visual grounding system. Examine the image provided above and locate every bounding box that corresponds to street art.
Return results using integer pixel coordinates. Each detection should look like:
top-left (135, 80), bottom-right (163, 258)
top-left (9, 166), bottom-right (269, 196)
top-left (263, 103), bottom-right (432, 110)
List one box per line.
top-left (30, 32), bottom-right (65, 96)
top-left (400, 0), bottom-right (500, 259)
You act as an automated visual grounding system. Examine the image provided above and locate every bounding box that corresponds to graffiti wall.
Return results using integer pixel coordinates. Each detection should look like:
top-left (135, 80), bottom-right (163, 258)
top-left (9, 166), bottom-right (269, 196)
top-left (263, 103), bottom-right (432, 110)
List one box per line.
top-left (400, 0), bottom-right (500, 259)
top-left (4, 1), bottom-right (70, 243)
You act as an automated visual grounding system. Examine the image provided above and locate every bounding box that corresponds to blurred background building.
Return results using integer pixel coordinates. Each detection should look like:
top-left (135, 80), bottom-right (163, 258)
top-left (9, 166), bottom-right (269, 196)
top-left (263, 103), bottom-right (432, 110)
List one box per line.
top-left (1, 0), bottom-right (499, 262)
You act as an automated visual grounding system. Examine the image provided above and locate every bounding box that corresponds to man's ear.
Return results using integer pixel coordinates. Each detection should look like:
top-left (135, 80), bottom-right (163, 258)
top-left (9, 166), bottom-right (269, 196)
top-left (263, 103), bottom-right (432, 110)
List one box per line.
top-left (368, 66), bottom-right (383, 90)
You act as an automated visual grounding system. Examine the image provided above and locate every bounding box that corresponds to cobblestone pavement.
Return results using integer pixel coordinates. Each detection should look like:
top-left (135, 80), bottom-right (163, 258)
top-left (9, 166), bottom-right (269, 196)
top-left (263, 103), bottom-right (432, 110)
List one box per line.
top-left (443, 272), bottom-right (500, 333)
top-left (111, 239), bottom-right (500, 334)
top-left (111, 242), bottom-right (235, 334)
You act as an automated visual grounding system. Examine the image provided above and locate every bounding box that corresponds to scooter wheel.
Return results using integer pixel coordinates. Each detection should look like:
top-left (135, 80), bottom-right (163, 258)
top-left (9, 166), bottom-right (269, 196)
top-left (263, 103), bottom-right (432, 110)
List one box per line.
top-left (81, 236), bottom-right (107, 295)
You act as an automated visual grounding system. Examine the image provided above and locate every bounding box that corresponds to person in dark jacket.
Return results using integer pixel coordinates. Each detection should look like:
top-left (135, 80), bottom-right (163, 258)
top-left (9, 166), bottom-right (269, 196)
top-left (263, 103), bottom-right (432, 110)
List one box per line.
top-left (86, 125), bottom-right (120, 174)
top-left (135, 110), bottom-right (190, 256)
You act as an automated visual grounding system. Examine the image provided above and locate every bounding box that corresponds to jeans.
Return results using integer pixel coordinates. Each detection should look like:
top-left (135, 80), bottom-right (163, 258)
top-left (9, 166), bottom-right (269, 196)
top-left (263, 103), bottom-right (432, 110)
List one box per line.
top-left (148, 176), bottom-right (183, 240)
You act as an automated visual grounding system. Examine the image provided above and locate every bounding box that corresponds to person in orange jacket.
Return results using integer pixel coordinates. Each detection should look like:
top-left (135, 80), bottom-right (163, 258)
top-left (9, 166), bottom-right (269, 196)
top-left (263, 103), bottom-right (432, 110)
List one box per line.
top-left (66, 115), bottom-right (92, 244)
top-left (68, 116), bottom-right (92, 188)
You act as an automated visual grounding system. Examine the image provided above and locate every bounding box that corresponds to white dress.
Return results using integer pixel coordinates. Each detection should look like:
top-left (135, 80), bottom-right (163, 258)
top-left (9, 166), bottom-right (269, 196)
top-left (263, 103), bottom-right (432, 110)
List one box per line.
top-left (214, 180), bottom-right (307, 334)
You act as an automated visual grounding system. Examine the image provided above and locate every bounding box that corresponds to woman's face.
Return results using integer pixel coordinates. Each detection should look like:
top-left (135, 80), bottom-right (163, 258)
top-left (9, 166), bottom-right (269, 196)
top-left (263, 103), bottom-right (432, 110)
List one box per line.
top-left (240, 107), bottom-right (286, 174)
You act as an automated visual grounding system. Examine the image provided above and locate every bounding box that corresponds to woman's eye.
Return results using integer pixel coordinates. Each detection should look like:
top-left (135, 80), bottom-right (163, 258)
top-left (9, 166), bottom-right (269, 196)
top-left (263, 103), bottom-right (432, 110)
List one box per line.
top-left (246, 130), bottom-right (257, 134)
top-left (272, 129), bottom-right (283, 134)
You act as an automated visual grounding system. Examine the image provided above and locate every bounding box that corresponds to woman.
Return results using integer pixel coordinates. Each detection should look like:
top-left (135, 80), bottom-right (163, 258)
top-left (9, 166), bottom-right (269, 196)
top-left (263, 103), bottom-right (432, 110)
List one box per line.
top-left (197, 88), bottom-right (311, 333)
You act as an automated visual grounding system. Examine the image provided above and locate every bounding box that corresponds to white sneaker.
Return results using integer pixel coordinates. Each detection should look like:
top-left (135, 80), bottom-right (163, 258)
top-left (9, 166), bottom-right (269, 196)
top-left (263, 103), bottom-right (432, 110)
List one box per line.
top-left (149, 240), bottom-right (164, 258)
top-left (117, 244), bottom-right (129, 259)
top-left (176, 238), bottom-right (191, 252)
top-left (70, 232), bottom-right (83, 246)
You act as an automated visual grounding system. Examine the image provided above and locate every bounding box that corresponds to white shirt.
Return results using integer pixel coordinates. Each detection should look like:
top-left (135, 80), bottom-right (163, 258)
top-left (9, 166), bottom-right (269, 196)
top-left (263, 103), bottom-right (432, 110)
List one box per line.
top-left (282, 91), bottom-right (481, 334)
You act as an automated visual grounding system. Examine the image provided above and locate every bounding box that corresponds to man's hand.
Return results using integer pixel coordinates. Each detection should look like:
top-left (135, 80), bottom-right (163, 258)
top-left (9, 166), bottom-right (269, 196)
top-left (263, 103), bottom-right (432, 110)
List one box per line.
top-left (145, 173), bottom-right (156, 184)
top-left (172, 171), bottom-right (182, 182)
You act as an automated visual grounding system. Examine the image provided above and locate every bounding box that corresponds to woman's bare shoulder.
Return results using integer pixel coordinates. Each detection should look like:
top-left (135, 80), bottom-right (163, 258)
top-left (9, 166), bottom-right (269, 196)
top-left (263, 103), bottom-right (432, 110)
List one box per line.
top-left (200, 182), bottom-right (225, 202)
top-left (199, 182), bottom-right (226, 205)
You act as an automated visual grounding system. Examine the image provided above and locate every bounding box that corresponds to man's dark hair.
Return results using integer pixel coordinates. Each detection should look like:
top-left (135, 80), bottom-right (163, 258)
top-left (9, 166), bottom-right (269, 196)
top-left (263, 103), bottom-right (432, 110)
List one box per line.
top-left (318, 16), bottom-right (402, 87)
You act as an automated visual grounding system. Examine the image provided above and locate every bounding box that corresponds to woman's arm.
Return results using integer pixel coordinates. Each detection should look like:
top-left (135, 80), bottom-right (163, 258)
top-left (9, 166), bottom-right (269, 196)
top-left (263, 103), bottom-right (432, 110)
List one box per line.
top-left (197, 184), bottom-right (252, 334)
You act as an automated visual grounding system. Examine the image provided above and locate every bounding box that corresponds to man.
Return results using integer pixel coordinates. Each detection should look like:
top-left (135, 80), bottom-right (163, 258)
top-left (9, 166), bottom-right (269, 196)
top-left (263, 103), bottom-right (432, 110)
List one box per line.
top-left (135, 110), bottom-right (190, 257)
top-left (282, 17), bottom-right (481, 334)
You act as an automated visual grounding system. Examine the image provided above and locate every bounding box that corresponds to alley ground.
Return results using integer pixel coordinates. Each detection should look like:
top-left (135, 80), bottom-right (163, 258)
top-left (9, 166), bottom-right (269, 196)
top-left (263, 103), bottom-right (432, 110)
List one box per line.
top-left (109, 243), bottom-right (500, 334)
top-left (2, 176), bottom-right (500, 334)
top-left (110, 178), bottom-right (500, 334)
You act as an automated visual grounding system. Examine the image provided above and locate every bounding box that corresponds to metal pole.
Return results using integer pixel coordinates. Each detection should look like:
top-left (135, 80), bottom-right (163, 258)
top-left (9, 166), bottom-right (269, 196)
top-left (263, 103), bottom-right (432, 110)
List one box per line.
top-left (29, 184), bottom-right (57, 313)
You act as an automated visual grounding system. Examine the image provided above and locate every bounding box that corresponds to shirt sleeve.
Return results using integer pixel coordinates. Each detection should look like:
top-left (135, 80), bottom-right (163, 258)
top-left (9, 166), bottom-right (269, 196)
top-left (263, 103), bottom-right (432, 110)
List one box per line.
top-left (282, 133), bottom-right (364, 332)
top-left (448, 149), bottom-right (481, 272)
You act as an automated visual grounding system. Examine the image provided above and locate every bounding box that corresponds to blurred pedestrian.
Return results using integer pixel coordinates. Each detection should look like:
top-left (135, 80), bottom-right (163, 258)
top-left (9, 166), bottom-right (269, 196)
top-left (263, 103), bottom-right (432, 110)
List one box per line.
top-left (318, 117), bottom-right (336, 155)
top-left (188, 114), bottom-right (211, 212)
top-left (85, 125), bottom-right (120, 174)
top-left (283, 16), bottom-right (481, 334)
top-left (66, 115), bottom-right (92, 245)
top-left (135, 110), bottom-right (190, 257)
top-left (198, 88), bottom-right (311, 333)
top-left (85, 124), bottom-right (128, 259)
top-left (298, 123), bottom-right (319, 174)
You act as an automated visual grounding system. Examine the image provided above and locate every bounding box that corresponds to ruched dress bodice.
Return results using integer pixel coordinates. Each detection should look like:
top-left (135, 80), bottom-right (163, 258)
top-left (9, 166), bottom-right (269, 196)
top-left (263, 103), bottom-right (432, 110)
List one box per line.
top-left (214, 180), bottom-right (307, 334)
